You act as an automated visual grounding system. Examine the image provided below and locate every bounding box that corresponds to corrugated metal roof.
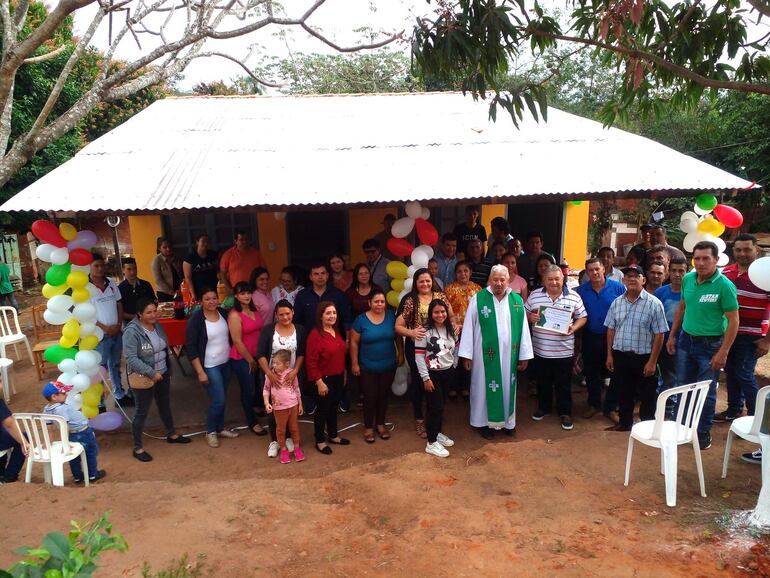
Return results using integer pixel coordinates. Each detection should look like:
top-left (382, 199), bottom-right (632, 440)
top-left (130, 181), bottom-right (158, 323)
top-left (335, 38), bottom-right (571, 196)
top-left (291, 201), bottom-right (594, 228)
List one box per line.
top-left (0, 92), bottom-right (754, 213)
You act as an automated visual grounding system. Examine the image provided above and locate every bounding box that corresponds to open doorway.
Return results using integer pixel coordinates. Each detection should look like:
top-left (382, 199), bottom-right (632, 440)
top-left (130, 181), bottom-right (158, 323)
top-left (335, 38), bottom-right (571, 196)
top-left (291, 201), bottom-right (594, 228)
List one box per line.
top-left (287, 210), bottom-right (348, 272)
top-left (508, 202), bottom-right (563, 261)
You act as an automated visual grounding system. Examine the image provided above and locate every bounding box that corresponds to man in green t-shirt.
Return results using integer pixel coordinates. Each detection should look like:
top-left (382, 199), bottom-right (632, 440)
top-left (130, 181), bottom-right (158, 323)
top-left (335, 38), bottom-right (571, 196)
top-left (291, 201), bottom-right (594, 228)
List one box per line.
top-left (667, 241), bottom-right (739, 451)
top-left (0, 260), bottom-right (18, 311)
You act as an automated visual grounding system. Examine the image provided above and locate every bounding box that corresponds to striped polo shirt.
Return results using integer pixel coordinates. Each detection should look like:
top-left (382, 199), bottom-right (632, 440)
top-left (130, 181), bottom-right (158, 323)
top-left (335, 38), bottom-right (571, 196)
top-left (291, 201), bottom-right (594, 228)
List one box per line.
top-left (525, 286), bottom-right (587, 358)
top-left (722, 264), bottom-right (770, 336)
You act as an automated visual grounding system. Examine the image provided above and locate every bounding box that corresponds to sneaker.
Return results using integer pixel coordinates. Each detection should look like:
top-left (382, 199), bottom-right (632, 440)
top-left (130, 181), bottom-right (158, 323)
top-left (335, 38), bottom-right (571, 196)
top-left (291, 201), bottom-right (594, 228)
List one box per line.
top-left (532, 409), bottom-right (550, 421)
top-left (89, 470), bottom-right (107, 482)
top-left (603, 378), bottom-right (611, 387)
top-left (582, 407), bottom-right (600, 419)
top-left (280, 449), bottom-right (291, 464)
top-left (206, 432), bottom-right (219, 448)
top-left (425, 441), bottom-right (449, 458)
top-left (713, 410), bottom-right (740, 423)
top-left (338, 400), bottom-right (350, 413)
top-left (436, 433), bottom-right (454, 447)
top-left (306, 403), bottom-right (317, 416)
top-left (603, 410), bottom-right (620, 424)
top-left (267, 441), bottom-right (280, 458)
top-left (560, 415), bottom-right (574, 431)
top-left (218, 429), bottom-right (239, 439)
top-left (742, 449), bottom-right (762, 464)
top-left (293, 447), bottom-right (305, 462)
top-left (697, 432), bottom-right (712, 450)
top-left (286, 438), bottom-right (295, 452)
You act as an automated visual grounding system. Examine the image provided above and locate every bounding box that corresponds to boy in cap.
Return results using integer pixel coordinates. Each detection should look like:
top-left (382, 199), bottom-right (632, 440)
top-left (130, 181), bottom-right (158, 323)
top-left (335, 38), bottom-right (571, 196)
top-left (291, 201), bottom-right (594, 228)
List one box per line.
top-left (42, 381), bottom-right (106, 484)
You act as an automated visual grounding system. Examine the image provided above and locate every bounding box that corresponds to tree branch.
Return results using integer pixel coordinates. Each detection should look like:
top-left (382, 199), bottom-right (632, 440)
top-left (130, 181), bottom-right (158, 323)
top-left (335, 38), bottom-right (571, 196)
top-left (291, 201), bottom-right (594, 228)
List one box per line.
top-left (299, 23), bottom-right (404, 53)
top-left (197, 51), bottom-right (285, 87)
top-left (23, 44), bottom-right (69, 64)
top-left (746, 0), bottom-right (770, 19)
top-left (13, 0), bottom-right (30, 28)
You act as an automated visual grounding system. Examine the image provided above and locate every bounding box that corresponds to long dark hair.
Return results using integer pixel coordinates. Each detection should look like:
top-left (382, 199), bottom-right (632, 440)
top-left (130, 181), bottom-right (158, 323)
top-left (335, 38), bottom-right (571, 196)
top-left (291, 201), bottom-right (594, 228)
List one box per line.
top-left (351, 262), bottom-right (372, 292)
top-left (249, 267), bottom-right (269, 291)
top-left (315, 300), bottom-right (339, 334)
top-left (426, 299), bottom-right (449, 330)
top-left (273, 298), bottom-right (294, 319)
top-left (232, 281), bottom-right (256, 312)
top-left (397, 267), bottom-right (433, 325)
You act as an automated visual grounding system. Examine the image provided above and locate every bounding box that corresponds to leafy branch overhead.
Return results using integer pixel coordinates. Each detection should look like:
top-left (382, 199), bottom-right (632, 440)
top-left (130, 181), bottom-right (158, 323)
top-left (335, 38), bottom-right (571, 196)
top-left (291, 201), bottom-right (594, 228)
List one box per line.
top-left (411, 0), bottom-right (770, 125)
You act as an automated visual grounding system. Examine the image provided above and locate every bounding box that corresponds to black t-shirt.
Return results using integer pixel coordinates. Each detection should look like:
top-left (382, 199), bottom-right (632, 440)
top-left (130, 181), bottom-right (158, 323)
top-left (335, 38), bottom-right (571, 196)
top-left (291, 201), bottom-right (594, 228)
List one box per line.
top-left (118, 278), bottom-right (157, 316)
top-left (184, 250), bottom-right (219, 297)
top-left (452, 223), bottom-right (487, 254)
top-left (0, 399), bottom-right (11, 422)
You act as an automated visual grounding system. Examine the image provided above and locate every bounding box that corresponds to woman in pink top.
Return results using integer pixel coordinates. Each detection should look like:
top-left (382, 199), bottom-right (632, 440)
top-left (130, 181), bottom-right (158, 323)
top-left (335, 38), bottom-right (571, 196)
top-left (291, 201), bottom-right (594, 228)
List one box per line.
top-left (250, 267), bottom-right (276, 325)
top-left (502, 252), bottom-right (528, 301)
top-left (229, 281), bottom-right (267, 435)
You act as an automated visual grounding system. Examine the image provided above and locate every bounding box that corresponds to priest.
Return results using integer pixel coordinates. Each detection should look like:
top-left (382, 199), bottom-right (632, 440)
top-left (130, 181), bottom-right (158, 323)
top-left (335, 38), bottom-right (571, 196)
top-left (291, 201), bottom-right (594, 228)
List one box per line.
top-left (458, 264), bottom-right (533, 439)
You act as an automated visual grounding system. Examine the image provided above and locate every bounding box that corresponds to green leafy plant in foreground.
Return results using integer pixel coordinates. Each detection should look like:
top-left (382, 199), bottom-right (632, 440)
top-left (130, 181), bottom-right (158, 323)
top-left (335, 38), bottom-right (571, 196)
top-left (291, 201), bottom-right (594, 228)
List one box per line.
top-left (0, 513), bottom-right (127, 578)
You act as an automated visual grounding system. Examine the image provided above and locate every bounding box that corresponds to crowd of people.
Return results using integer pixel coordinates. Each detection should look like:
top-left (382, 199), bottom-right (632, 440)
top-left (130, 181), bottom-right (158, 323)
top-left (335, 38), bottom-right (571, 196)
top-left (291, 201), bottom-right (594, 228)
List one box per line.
top-left (1, 209), bottom-right (769, 485)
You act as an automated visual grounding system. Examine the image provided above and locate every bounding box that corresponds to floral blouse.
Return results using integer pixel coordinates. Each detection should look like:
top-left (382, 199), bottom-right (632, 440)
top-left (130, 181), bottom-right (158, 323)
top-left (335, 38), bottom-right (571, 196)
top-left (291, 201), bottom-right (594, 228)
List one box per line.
top-left (398, 291), bottom-right (449, 329)
top-left (445, 281), bottom-right (482, 323)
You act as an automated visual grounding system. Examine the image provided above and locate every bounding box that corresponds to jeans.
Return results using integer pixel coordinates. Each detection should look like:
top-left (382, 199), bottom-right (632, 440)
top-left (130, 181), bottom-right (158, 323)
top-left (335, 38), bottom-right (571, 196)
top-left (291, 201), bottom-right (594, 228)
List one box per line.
top-left (536, 355), bottom-right (574, 417)
top-left (725, 334), bottom-right (761, 415)
top-left (405, 339), bottom-right (424, 420)
top-left (314, 373), bottom-right (343, 444)
top-left (96, 333), bottom-right (124, 397)
top-left (230, 358), bottom-right (259, 428)
top-left (360, 369), bottom-right (396, 429)
top-left (0, 292), bottom-right (19, 311)
top-left (0, 427), bottom-right (24, 481)
top-left (675, 332), bottom-right (722, 435)
top-left (426, 368), bottom-right (454, 444)
top-left (613, 350), bottom-right (657, 428)
top-left (130, 374), bottom-right (176, 450)
top-left (69, 428), bottom-right (99, 482)
top-left (203, 362), bottom-right (232, 433)
top-left (582, 331), bottom-right (608, 410)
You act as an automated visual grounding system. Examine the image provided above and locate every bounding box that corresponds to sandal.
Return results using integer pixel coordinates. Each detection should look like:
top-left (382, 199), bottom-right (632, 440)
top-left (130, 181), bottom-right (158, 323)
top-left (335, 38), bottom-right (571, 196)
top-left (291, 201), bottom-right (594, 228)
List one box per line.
top-left (415, 420), bottom-right (427, 439)
top-left (377, 427), bottom-right (391, 440)
top-left (364, 431), bottom-right (375, 444)
top-left (251, 424), bottom-right (268, 436)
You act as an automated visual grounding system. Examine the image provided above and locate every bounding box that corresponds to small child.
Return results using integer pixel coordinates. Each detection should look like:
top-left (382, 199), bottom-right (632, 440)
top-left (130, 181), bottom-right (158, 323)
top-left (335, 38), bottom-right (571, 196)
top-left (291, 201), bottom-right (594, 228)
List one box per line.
top-left (263, 350), bottom-right (304, 464)
top-left (42, 381), bottom-right (106, 484)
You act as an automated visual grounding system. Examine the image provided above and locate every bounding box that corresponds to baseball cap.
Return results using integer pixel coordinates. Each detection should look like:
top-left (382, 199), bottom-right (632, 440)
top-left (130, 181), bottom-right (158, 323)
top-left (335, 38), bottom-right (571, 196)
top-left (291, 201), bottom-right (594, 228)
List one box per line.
top-left (640, 223), bottom-right (653, 231)
top-left (42, 381), bottom-right (73, 398)
top-left (621, 264), bottom-right (644, 276)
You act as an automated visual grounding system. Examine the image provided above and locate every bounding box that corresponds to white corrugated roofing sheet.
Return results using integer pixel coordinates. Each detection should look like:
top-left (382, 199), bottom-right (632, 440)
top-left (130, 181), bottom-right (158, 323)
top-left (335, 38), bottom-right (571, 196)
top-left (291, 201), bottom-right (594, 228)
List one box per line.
top-left (0, 92), bottom-right (754, 212)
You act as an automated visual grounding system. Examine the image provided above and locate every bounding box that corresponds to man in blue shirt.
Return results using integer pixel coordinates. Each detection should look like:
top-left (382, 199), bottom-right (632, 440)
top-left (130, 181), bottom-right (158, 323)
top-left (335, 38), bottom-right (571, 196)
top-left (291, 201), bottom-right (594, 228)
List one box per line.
top-left (654, 256), bottom-right (687, 416)
top-left (575, 258), bottom-right (625, 420)
top-left (434, 233), bottom-right (458, 287)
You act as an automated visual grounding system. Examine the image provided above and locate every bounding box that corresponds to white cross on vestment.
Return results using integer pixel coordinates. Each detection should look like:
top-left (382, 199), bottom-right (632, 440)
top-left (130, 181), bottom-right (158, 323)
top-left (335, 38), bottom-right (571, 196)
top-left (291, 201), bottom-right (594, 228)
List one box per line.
top-left (481, 305), bottom-right (492, 318)
top-left (488, 381), bottom-right (500, 392)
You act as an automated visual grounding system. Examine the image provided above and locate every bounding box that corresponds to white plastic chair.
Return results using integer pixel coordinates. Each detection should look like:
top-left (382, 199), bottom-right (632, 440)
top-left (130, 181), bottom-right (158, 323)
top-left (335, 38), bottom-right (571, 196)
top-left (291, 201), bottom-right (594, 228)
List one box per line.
top-left (624, 380), bottom-right (711, 507)
top-left (0, 306), bottom-right (33, 365)
top-left (13, 413), bottom-right (89, 487)
top-left (0, 357), bottom-right (14, 403)
top-left (722, 385), bottom-right (770, 478)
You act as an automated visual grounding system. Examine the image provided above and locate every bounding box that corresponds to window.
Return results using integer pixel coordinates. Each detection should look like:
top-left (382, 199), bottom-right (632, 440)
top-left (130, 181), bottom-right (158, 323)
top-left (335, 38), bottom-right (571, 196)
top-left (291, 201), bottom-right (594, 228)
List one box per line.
top-left (163, 212), bottom-right (259, 258)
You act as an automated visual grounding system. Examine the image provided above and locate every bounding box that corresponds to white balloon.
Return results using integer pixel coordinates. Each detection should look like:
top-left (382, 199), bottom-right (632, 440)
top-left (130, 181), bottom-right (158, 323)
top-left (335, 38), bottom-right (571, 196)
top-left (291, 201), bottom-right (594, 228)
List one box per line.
top-left (680, 211), bottom-right (699, 223)
top-left (65, 392), bottom-right (83, 410)
top-left (392, 364), bottom-right (409, 396)
top-left (717, 253), bottom-right (730, 267)
top-left (35, 243), bottom-right (55, 262)
top-left (82, 364), bottom-right (102, 378)
top-left (405, 201), bottom-right (422, 219)
top-left (749, 257), bottom-right (770, 291)
top-left (94, 326), bottom-right (104, 341)
top-left (72, 373), bottom-right (91, 392)
top-left (72, 303), bottom-right (97, 323)
top-left (92, 350), bottom-right (102, 365)
top-left (75, 350), bottom-right (98, 372)
top-left (404, 279), bottom-right (413, 292)
top-left (398, 289), bottom-right (409, 302)
top-left (58, 372), bottom-right (77, 385)
top-left (50, 247), bottom-right (70, 266)
top-left (58, 359), bottom-right (77, 374)
top-left (71, 264), bottom-right (91, 273)
top-left (406, 265), bottom-right (417, 279)
top-left (391, 217), bottom-right (415, 239)
top-left (47, 294), bottom-right (74, 314)
top-left (682, 231), bottom-right (702, 253)
top-left (411, 246), bottom-right (430, 269)
top-left (421, 207), bottom-right (430, 220)
top-left (694, 204), bottom-right (712, 216)
top-left (79, 322), bottom-right (96, 336)
top-left (679, 217), bottom-right (698, 234)
top-left (419, 244), bottom-right (434, 259)
top-left (714, 237), bottom-right (727, 254)
top-left (43, 309), bottom-right (71, 325)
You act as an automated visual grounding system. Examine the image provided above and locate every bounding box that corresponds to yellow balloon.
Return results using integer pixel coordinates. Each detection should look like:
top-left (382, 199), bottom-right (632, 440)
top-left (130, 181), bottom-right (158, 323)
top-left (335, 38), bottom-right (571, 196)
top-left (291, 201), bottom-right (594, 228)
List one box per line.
top-left (62, 318), bottom-right (80, 341)
top-left (81, 387), bottom-right (101, 406)
top-left (66, 271), bottom-right (89, 289)
top-left (697, 216), bottom-right (722, 235)
top-left (391, 278), bottom-right (405, 292)
top-left (71, 287), bottom-right (90, 303)
top-left (82, 405), bottom-right (99, 419)
top-left (42, 283), bottom-right (68, 299)
top-left (59, 222), bottom-right (78, 241)
top-left (386, 260), bottom-right (409, 279)
top-left (79, 335), bottom-right (99, 350)
top-left (386, 290), bottom-right (401, 308)
top-left (712, 221), bottom-right (726, 237)
top-left (59, 335), bottom-right (77, 348)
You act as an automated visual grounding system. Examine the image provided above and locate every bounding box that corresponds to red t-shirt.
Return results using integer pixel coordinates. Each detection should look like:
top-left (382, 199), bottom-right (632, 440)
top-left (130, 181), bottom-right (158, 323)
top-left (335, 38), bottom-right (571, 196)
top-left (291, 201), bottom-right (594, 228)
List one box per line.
top-left (305, 328), bottom-right (347, 381)
top-left (723, 264), bottom-right (770, 336)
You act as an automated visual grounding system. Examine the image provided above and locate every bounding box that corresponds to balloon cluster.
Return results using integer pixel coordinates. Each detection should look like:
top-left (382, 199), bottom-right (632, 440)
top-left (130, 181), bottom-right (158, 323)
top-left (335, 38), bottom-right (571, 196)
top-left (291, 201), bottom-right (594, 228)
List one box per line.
top-left (33, 220), bottom-right (105, 418)
top-left (384, 201), bottom-right (439, 308)
top-left (678, 194), bottom-right (744, 267)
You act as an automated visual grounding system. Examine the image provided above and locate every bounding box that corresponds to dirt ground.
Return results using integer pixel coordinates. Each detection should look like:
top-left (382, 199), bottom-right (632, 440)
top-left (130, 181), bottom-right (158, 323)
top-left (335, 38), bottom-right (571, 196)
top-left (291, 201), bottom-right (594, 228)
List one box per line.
top-left (2, 303), bottom-right (770, 577)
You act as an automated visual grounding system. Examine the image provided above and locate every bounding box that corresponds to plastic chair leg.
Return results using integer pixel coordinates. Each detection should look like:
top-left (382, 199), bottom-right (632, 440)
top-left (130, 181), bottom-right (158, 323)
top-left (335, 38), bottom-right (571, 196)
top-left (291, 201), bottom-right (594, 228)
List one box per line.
top-left (624, 435), bottom-right (634, 486)
top-left (43, 462), bottom-right (52, 485)
top-left (660, 448), bottom-right (665, 476)
top-left (11, 343), bottom-right (19, 360)
top-left (23, 337), bottom-right (33, 368)
top-left (81, 453), bottom-right (89, 487)
top-left (693, 439), bottom-right (706, 498)
top-left (722, 429), bottom-right (735, 479)
top-left (24, 459), bottom-right (33, 483)
top-left (1, 364), bottom-right (9, 404)
top-left (661, 443), bottom-right (678, 507)
top-left (50, 457), bottom-right (65, 487)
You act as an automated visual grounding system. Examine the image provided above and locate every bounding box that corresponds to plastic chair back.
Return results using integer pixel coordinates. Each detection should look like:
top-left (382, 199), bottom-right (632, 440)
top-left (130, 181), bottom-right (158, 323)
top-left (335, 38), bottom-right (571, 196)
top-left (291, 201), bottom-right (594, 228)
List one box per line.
top-left (748, 385), bottom-right (770, 438)
top-left (0, 306), bottom-right (22, 338)
top-left (13, 413), bottom-right (73, 460)
top-left (652, 380), bottom-right (711, 442)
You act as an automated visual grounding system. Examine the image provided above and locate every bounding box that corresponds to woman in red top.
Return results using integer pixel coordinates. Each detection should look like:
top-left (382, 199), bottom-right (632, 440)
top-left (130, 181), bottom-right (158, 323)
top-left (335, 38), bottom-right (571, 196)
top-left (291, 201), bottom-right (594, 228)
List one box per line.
top-left (305, 301), bottom-right (349, 454)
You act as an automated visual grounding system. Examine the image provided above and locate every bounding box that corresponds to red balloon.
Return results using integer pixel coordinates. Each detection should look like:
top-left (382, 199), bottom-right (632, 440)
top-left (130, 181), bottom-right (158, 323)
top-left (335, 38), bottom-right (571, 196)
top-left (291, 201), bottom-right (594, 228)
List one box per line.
top-left (414, 218), bottom-right (439, 246)
top-left (31, 220), bottom-right (66, 247)
top-left (712, 204), bottom-right (743, 228)
top-left (387, 237), bottom-right (415, 258)
top-left (69, 248), bottom-right (93, 266)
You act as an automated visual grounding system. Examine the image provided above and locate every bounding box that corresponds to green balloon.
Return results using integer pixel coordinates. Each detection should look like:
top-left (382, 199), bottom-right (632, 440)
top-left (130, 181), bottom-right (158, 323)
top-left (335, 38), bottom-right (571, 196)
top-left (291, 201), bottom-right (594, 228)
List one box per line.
top-left (43, 344), bottom-right (78, 364)
top-left (696, 193), bottom-right (718, 211)
top-left (570, 200), bottom-right (583, 206)
top-left (45, 263), bottom-right (72, 286)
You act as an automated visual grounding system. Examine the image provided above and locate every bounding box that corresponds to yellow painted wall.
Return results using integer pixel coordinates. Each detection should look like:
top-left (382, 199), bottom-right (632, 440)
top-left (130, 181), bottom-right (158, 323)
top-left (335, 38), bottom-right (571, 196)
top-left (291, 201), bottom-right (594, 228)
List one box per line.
top-left (127, 215), bottom-right (163, 289)
top-left (349, 207), bottom-right (398, 265)
top-left (481, 204), bottom-right (507, 245)
top-left (257, 212), bottom-right (288, 278)
top-left (561, 201), bottom-right (590, 268)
